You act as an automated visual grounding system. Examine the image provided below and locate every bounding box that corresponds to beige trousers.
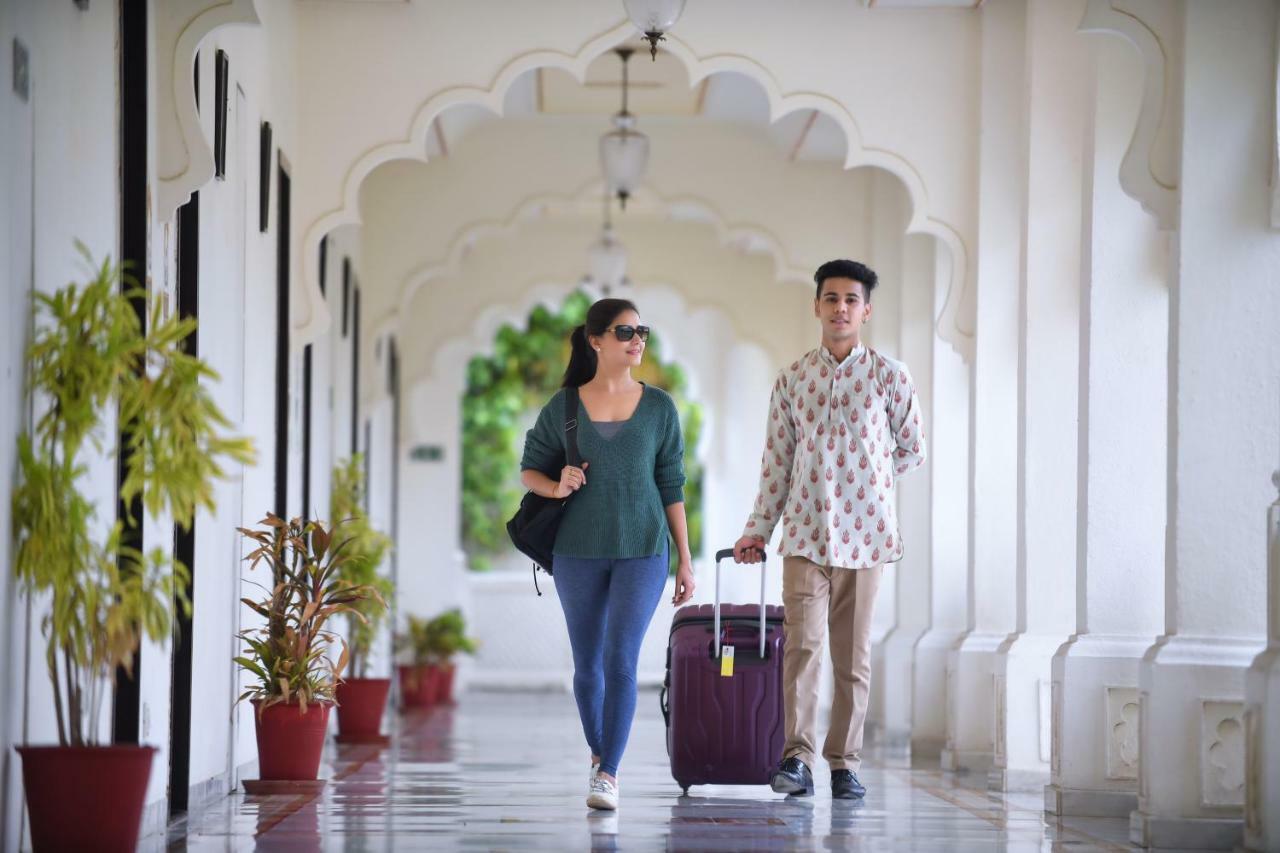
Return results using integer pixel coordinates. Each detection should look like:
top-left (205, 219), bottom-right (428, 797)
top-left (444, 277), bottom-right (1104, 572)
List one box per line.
top-left (781, 556), bottom-right (883, 772)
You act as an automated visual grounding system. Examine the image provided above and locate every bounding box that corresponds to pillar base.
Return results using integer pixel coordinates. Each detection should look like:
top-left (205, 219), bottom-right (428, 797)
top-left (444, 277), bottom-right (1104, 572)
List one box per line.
top-left (942, 631), bottom-right (1004, 772)
top-left (1044, 783), bottom-right (1136, 818)
top-left (1045, 633), bottom-right (1152, 815)
top-left (1130, 635), bottom-right (1261, 848)
top-left (1129, 810), bottom-right (1243, 850)
top-left (1243, 644), bottom-right (1280, 852)
top-left (990, 632), bottom-right (1064, 788)
top-left (910, 628), bottom-right (962, 751)
top-left (879, 623), bottom-right (926, 749)
top-left (988, 766), bottom-right (1047, 793)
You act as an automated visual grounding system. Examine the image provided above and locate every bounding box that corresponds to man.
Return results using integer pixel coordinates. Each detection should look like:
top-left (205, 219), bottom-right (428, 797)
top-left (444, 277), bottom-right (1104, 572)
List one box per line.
top-left (733, 259), bottom-right (926, 800)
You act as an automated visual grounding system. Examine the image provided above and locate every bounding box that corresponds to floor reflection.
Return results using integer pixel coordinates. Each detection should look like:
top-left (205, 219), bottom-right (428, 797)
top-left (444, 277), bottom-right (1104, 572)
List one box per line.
top-left (163, 691), bottom-right (1198, 851)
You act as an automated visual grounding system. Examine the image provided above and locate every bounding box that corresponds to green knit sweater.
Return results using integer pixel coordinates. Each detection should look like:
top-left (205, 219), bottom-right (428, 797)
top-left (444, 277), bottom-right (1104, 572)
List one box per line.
top-left (520, 384), bottom-right (685, 559)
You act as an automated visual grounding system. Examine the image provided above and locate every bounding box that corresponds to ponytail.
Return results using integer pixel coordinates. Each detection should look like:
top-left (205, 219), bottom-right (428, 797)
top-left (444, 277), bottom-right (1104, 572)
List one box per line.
top-left (561, 324), bottom-right (598, 387)
top-left (560, 297), bottom-right (639, 388)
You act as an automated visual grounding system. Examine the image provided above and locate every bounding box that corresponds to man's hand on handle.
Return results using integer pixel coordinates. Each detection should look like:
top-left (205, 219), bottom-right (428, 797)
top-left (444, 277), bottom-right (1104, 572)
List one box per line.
top-left (732, 535), bottom-right (767, 564)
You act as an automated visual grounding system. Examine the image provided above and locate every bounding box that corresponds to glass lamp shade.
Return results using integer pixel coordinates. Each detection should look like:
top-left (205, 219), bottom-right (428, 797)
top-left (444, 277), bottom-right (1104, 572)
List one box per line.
top-left (587, 225), bottom-right (629, 291)
top-left (624, 0), bottom-right (687, 57)
top-left (599, 122), bottom-right (649, 209)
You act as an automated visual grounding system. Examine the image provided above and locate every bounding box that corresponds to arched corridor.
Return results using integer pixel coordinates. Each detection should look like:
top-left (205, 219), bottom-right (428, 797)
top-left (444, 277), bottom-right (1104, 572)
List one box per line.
top-left (0, 1), bottom-right (1277, 850)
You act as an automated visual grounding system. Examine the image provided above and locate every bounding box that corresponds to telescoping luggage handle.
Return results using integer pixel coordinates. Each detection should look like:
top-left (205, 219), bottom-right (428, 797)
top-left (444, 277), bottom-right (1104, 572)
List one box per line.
top-left (713, 548), bottom-right (768, 660)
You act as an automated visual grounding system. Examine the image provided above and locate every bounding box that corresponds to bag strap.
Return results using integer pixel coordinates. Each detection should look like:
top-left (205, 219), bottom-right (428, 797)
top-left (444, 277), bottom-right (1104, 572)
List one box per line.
top-left (564, 385), bottom-right (581, 468)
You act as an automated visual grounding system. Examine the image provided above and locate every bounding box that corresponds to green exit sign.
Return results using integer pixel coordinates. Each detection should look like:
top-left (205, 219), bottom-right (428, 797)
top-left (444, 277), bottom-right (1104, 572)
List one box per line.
top-left (409, 444), bottom-right (444, 462)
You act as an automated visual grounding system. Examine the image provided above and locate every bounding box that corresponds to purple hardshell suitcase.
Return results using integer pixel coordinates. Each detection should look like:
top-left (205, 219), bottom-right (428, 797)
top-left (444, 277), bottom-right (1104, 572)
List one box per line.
top-left (661, 549), bottom-right (784, 793)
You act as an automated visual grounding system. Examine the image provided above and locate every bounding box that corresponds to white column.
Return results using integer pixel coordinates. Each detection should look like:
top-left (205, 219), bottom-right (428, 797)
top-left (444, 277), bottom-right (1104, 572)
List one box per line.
top-left (878, 234), bottom-right (936, 748)
top-left (1045, 33), bottom-right (1168, 818)
top-left (911, 243), bottom-right (970, 759)
top-left (1244, 473), bottom-right (1280, 852)
top-left (991, 0), bottom-right (1087, 792)
top-left (400, 378), bottom-right (469, 635)
top-left (943, 0), bottom-right (1023, 773)
top-left (866, 170), bottom-right (905, 737)
top-left (1132, 2), bottom-right (1279, 847)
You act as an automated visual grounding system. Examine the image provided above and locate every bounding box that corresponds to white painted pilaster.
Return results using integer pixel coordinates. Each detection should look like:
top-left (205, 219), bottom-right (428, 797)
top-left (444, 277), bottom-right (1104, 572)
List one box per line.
top-left (878, 234), bottom-right (936, 749)
top-left (944, 0), bottom-right (1024, 774)
top-left (911, 242), bottom-right (970, 760)
top-left (1243, 473), bottom-right (1280, 851)
top-left (991, 0), bottom-right (1087, 793)
top-left (1045, 31), bottom-right (1168, 820)
top-left (1132, 2), bottom-right (1279, 847)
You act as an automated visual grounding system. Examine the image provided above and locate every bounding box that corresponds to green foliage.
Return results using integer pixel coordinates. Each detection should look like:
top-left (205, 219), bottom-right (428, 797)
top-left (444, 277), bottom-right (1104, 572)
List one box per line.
top-left (330, 455), bottom-right (393, 677)
top-left (235, 515), bottom-right (387, 712)
top-left (460, 291), bottom-right (704, 572)
top-left (10, 244), bottom-right (255, 746)
top-left (396, 609), bottom-right (478, 666)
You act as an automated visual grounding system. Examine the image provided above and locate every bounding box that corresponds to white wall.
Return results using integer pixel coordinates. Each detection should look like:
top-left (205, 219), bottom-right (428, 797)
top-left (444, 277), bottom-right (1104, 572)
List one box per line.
top-left (0, 2), bottom-right (121, 849)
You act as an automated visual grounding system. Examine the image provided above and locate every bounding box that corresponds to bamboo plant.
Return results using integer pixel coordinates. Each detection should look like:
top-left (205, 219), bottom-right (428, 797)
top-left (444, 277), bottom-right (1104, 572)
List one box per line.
top-left (10, 245), bottom-right (254, 746)
top-left (234, 514), bottom-right (387, 711)
top-left (329, 456), bottom-right (393, 679)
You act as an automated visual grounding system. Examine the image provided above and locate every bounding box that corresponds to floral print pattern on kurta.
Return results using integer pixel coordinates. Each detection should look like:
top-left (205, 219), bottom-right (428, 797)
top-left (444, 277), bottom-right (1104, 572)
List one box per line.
top-left (743, 345), bottom-right (926, 570)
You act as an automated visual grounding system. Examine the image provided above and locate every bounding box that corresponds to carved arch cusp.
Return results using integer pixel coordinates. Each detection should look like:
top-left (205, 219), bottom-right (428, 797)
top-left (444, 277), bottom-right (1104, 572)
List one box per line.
top-left (154, 0), bottom-right (261, 225)
top-left (1078, 0), bottom-right (1180, 231)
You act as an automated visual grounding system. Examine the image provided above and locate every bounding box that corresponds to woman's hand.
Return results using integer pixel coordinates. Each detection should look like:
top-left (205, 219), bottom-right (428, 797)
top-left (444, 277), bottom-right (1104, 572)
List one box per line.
top-left (553, 462), bottom-right (589, 498)
top-left (671, 560), bottom-right (696, 606)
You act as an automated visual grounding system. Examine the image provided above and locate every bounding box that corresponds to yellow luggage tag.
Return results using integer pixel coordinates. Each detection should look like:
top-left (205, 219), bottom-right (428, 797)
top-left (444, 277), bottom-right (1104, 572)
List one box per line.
top-left (720, 644), bottom-right (735, 677)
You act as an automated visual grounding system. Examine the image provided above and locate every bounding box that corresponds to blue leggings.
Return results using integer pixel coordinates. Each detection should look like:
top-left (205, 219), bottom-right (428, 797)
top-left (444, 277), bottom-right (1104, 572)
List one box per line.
top-left (553, 548), bottom-right (669, 777)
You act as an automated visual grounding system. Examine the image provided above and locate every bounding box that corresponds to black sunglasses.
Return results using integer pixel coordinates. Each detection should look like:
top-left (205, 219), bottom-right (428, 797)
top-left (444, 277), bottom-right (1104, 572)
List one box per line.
top-left (605, 325), bottom-right (650, 342)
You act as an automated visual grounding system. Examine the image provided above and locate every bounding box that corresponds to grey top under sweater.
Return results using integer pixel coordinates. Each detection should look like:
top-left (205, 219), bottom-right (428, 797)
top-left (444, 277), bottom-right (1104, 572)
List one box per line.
top-left (520, 384), bottom-right (685, 559)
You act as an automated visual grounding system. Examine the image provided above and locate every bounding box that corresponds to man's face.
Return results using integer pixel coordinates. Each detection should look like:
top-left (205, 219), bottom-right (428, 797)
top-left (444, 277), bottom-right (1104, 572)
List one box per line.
top-left (814, 277), bottom-right (871, 342)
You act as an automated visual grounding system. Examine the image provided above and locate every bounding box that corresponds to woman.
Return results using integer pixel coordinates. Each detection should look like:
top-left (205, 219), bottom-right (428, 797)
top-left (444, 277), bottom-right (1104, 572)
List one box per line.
top-left (520, 298), bottom-right (696, 811)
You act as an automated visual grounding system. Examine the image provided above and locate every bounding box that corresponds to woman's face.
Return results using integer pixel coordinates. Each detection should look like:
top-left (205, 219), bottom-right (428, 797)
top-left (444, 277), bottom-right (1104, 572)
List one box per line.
top-left (592, 309), bottom-right (646, 370)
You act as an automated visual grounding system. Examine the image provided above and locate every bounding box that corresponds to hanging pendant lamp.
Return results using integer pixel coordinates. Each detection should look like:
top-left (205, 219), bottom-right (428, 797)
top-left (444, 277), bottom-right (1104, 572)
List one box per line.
top-left (599, 47), bottom-right (649, 210)
top-left (584, 188), bottom-right (628, 294)
top-left (623, 0), bottom-right (687, 60)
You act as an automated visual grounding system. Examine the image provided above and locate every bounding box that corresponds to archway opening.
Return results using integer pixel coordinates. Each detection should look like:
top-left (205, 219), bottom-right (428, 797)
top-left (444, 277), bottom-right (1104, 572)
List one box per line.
top-left (460, 290), bottom-right (704, 572)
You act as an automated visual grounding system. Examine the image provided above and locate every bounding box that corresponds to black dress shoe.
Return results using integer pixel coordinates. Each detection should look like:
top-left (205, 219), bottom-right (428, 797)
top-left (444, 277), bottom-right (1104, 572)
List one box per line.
top-left (770, 757), bottom-right (814, 796)
top-left (831, 769), bottom-right (866, 799)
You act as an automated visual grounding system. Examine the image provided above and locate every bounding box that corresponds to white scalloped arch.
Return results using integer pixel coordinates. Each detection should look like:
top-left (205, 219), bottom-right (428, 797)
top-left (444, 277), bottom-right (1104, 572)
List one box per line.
top-left (387, 180), bottom-right (815, 332)
top-left (300, 24), bottom-right (972, 358)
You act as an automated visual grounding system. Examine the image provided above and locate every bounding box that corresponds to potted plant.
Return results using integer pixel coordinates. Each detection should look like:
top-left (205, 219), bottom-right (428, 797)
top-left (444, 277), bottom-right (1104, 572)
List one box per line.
top-left (10, 247), bottom-right (253, 851)
top-left (329, 456), bottom-right (394, 741)
top-left (234, 514), bottom-right (385, 785)
top-left (396, 610), bottom-right (477, 708)
top-left (425, 608), bottom-right (477, 704)
top-left (396, 615), bottom-right (438, 709)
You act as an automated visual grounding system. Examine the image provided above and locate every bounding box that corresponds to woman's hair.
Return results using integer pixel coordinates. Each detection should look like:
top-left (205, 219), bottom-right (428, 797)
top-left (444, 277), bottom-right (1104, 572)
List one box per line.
top-left (561, 298), bottom-right (639, 388)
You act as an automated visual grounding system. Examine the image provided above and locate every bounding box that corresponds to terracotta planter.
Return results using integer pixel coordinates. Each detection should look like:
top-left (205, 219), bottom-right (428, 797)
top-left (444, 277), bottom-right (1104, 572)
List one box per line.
top-left (398, 663), bottom-right (439, 708)
top-left (18, 744), bottom-right (155, 853)
top-left (335, 678), bottom-right (391, 737)
top-left (252, 700), bottom-right (332, 780)
top-left (436, 663), bottom-right (457, 704)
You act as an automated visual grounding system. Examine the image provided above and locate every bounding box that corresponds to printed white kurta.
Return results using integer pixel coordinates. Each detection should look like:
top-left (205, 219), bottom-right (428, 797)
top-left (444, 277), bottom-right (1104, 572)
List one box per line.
top-left (743, 345), bottom-right (926, 569)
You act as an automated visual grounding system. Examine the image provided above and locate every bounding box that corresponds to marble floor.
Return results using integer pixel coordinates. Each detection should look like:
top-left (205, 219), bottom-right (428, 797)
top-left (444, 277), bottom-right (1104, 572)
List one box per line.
top-left (160, 690), bottom-right (1183, 852)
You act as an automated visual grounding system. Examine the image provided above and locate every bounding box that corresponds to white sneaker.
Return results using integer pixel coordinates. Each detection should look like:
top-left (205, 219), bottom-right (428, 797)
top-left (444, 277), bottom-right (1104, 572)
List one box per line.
top-left (586, 775), bottom-right (619, 810)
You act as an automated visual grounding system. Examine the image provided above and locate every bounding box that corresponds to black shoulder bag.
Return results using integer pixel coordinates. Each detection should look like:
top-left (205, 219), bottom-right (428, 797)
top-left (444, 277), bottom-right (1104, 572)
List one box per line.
top-left (506, 386), bottom-right (581, 595)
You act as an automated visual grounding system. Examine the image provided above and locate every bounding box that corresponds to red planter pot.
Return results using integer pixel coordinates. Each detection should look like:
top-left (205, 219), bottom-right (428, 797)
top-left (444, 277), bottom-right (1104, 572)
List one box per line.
top-left (18, 744), bottom-right (155, 853)
top-left (398, 664), bottom-right (439, 708)
top-left (335, 678), bottom-right (391, 737)
top-left (252, 700), bottom-right (332, 780)
top-left (436, 664), bottom-right (457, 704)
